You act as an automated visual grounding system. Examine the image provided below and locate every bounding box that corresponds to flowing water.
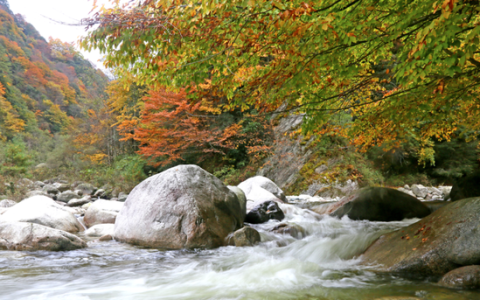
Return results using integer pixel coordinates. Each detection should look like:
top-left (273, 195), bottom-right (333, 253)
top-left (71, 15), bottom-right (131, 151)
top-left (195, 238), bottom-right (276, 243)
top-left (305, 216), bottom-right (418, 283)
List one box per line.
top-left (1, 204), bottom-right (479, 300)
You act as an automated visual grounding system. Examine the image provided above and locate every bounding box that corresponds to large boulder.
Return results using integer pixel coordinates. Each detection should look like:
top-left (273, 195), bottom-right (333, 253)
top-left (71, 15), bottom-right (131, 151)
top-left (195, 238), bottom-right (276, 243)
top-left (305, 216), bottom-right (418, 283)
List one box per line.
top-left (0, 221), bottom-right (86, 251)
top-left (438, 265), bottom-right (480, 289)
top-left (330, 187), bottom-right (431, 221)
top-left (245, 200), bottom-right (285, 224)
top-left (361, 197), bottom-right (480, 276)
top-left (227, 186), bottom-right (246, 220)
top-left (83, 200), bottom-right (123, 228)
top-left (238, 176), bottom-right (287, 202)
top-left (450, 171), bottom-right (480, 201)
top-left (0, 196), bottom-right (84, 233)
top-left (114, 165), bottom-right (244, 249)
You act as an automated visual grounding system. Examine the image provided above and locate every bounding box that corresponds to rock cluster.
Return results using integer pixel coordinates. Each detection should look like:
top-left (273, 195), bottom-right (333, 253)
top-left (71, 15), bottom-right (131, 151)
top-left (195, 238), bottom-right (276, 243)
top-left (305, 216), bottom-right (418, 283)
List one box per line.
top-left (397, 184), bottom-right (451, 201)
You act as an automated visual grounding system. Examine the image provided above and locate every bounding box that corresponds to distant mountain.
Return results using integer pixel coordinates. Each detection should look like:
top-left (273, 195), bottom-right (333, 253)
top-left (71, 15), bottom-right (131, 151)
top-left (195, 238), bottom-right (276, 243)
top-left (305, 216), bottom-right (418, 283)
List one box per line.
top-left (0, 1), bottom-right (108, 139)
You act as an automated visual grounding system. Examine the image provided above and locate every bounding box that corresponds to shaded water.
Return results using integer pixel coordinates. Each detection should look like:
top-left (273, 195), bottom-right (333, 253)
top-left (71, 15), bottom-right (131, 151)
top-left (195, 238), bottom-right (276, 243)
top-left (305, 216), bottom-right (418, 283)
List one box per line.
top-left (1, 204), bottom-right (479, 300)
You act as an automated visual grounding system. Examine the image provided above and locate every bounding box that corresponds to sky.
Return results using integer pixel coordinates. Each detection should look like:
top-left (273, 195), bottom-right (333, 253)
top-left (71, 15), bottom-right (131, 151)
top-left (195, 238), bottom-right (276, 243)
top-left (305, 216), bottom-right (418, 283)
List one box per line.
top-left (9, 0), bottom-right (111, 70)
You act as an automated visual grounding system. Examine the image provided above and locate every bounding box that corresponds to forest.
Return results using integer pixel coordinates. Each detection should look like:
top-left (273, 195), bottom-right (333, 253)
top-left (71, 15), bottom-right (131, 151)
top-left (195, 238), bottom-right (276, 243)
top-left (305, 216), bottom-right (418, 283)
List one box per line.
top-left (1, 0), bottom-right (479, 198)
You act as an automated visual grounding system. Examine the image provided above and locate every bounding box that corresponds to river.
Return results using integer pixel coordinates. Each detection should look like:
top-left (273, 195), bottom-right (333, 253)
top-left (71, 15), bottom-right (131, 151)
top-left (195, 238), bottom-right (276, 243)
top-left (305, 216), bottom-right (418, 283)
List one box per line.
top-left (0, 204), bottom-right (479, 299)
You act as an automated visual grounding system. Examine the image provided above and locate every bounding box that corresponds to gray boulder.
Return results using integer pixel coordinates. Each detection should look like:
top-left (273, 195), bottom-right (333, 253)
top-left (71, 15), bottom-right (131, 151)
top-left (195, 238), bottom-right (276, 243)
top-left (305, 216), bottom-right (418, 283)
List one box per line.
top-left (67, 196), bottom-right (91, 207)
top-left (361, 197), bottom-right (480, 276)
top-left (43, 184), bottom-right (59, 195)
top-left (84, 200), bottom-right (123, 228)
top-left (245, 185), bottom-right (284, 212)
top-left (0, 196), bottom-right (84, 233)
top-left (84, 224), bottom-right (114, 237)
top-left (330, 187), bottom-right (431, 221)
top-left (53, 182), bottom-right (70, 193)
top-left (0, 222), bottom-right (86, 251)
top-left (438, 265), bottom-right (480, 289)
top-left (245, 201), bottom-right (285, 224)
top-left (114, 165), bottom-right (244, 249)
top-left (238, 176), bottom-right (287, 202)
top-left (57, 190), bottom-right (80, 203)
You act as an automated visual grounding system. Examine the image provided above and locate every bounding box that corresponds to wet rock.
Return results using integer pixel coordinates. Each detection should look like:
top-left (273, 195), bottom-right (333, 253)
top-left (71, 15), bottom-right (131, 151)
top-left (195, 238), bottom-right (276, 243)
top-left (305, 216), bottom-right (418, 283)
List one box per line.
top-left (271, 223), bottom-right (306, 239)
top-left (67, 196), bottom-right (91, 207)
top-left (75, 183), bottom-right (97, 196)
top-left (98, 234), bottom-right (113, 241)
top-left (244, 185), bottom-right (284, 212)
top-left (117, 192), bottom-right (128, 202)
top-left (114, 165), bottom-right (244, 249)
top-left (362, 197), bottom-right (480, 276)
top-left (226, 226), bottom-right (261, 247)
top-left (57, 190), bottom-right (80, 203)
top-left (84, 200), bottom-right (123, 228)
top-left (238, 176), bottom-right (287, 202)
top-left (0, 221), bottom-right (86, 251)
top-left (438, 265), bottom-right (480, 289)
top-left (245, 201), bottom-right (285, 224)
top-left (411, 184), bottom-right (429, 198)
top-left (0, 199), bottom-right (16, 208)
top-left (330, 187), bottom-right (431, 221)
top-left (450, 172), bottom-right (480, 201)
top-left (85, 224), bottom-right (114, 237)
top-left (0, 196), bottom-right (84, 233)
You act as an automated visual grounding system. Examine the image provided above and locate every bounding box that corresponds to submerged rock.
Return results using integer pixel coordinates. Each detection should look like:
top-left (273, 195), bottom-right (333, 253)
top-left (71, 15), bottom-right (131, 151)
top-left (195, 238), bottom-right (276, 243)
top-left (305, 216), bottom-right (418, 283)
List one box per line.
top-left (114, 165), bottom-right (244, 249)
top-left (330, 187), bottom-right (431, 221)
top-left (0, 221), bottom-right (86, 251)
top-left (361, 197), bottom-right (480, 277)
top-left (0, 196), bottom-right (84, 233)
top-left (271, 223), bottom-right (306, 239)
top-left (245, 201), bottom-right (285, 224)
top-left (84, 200), bottom-right (123, 228)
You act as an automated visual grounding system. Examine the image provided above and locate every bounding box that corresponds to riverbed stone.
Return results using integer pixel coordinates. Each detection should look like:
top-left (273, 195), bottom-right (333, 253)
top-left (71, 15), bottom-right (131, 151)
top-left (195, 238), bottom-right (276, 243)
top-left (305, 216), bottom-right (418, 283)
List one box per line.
top-left (0, 221), bottom-right (86, 251)
top-left (245, 200), bottom-right (285, 224)
top-left (67, 196), bottom-right (91, 207)
top-left (114, 165), bottom-right (244, 249)
top-left (84, 200), bottom-right (123, 228)
top-left (411, 184), bottom-right (429, 198)
top-left (438, 265), bottom-right (480, 289)
top-left (244, 185), bottom-right (284, 212)
top-left (226, 226), bottom-right (261, 247)
top-left (0, 196), bottom-right (84, 233)
top-left (271, 223), bottom-right (306, 239)
top-left (117, 192), bottom-right (128, 202)
top-left (26, 190), bottom-right (50, 198)
top-left (75, 183), bottom-right (97, 196)
top-left (98, 234), bottom-right (113, 241)
top-left (329, 187), bottom-right (431, 221)
top-left (361, 197), bottom-right (480, 277)
top-left (57, 190), bottom-right (80, 203)
top-left (0, 199), bottom-right (16, 208)
top-left (43, 184), bottom-right (59, 195)
top-left (238, 176), bottom-right (287, 202)
top-left (85, 224), bottom-right (114, 237)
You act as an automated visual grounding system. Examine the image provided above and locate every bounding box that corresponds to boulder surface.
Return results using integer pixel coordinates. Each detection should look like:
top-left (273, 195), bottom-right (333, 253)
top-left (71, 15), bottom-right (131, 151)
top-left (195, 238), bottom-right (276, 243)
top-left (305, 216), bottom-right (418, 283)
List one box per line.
top-left (361, 197), bottom-right (480, 276)
top-left (330, 187), bottom-right (431, 221)
top-left (245, 200), bottom-right (285, 224)
top-left (84, 200), bottom-right (123, 228)
top-left (0, 221), bottom-right (86, 251)
top-left (438, 265), bottom-right (480, 289)
top-left (114, 165), bottom-right (244, 249)
top-left (238, 176), bottom-right (287, 202)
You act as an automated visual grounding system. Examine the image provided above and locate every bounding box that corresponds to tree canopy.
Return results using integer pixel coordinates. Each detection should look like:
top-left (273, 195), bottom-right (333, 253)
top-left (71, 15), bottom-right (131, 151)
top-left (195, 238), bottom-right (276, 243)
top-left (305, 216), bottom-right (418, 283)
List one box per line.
top-left (82, 0), bottom-right (480, 164)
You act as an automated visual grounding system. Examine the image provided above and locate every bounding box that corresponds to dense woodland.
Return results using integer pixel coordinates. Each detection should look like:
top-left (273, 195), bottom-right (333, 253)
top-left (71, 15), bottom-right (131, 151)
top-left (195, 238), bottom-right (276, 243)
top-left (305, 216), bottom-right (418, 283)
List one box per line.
top-left (1, 0), bottom-right (479, 198)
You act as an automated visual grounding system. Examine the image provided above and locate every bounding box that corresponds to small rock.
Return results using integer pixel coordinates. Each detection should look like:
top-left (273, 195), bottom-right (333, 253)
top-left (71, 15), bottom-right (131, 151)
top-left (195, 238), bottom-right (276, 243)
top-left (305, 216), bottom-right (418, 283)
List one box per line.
top-left (93, 189), bottom-right (105, 198)
top-left (53, 182), bottom-right (70, 192)
top-left (271, 223), bottom-right (306, 239)
top-left (404, 184), bottom-right (410, 190)
top-left (226, 226), bottom-right (261, 247)
top-left (76, 183), bottom-right (97, 196)
top-left (67, 196), bottom-right (92, 207)
top-left (57, 190), bottom-right (80, 203)
top-left (438, 265), bottom-right (480, 289)
top-left (34, 181), bottom-right (45, 189)
top-left (98, 234), bottom-right (113, 241)
top-left (245, 201), bottom-right (285, 224)
top-left (43, 184), bottom-right (59, 195)
top-left (85, 224), bottom-right (114, 237)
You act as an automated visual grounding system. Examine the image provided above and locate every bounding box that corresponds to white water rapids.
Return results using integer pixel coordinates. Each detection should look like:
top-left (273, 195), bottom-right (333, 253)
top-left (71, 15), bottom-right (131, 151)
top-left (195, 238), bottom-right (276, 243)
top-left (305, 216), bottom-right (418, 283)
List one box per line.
top-left (0, 203), bottom-right (479, 299)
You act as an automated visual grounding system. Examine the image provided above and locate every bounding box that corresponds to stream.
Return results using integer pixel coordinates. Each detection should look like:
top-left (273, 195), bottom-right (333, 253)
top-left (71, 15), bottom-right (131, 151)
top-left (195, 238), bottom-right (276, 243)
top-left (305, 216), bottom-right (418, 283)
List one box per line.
top-left (1, 204), bottom-right (479, 300)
